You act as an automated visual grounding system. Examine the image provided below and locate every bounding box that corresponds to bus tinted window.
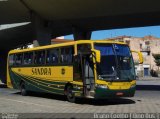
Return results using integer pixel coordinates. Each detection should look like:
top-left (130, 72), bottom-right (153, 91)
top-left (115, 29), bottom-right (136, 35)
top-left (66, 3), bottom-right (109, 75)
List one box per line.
top-left (46, 49), bottom-right (59, 64)
top-left (60, 47), bottom-right (73, 63)
top-left (23, 52), bottom-right (33, 65)
top-left (14, 54), bottom-right (23, 65)
top-left (34, 50), bottom-right (45, 65)
top-left (9, 55), bottom-right (14, 66)
top-left (77, 44), bottom-right (91, 53)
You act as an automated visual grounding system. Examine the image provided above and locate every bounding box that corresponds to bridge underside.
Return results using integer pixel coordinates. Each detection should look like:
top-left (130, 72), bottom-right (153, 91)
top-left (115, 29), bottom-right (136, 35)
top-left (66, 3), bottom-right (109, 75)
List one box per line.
top-left (1, 0), bottom-right (160, 82)
top-left (1, 11), bottom-right (160, 49)
top-left (1, 0), bottom-right (160, 48)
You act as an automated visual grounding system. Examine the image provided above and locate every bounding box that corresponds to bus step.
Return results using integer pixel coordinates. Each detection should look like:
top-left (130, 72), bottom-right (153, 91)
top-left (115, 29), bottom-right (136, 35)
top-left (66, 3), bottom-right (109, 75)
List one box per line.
top-left (89, 91), bottom-right (95, 97)
top-left (85, 95), bottom-right (94, 98)
top-left (0, 83), bottom-right (7, 88)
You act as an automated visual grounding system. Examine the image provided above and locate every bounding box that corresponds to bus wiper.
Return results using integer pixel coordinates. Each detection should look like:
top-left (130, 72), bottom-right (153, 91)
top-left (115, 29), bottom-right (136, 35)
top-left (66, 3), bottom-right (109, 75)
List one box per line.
top-left (99, 74), bottom-right (116, 77)
top-left (127, 77), bottom-right (132, 82)
top-left (98, 74), bottom-right (117, 82)
top-left (98, 75), bottom-right (104, 80)
top-left (98, 67), bottom-right (117, 81)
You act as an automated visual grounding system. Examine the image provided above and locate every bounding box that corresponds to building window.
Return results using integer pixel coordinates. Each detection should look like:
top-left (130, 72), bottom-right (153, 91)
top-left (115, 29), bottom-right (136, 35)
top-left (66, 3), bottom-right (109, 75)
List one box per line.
top-left (145, 41), bottom-right (150, 45)
top-left (125, 40), bottom-right (130, 46)
top-left (140, 43), bottom-right (142, 49)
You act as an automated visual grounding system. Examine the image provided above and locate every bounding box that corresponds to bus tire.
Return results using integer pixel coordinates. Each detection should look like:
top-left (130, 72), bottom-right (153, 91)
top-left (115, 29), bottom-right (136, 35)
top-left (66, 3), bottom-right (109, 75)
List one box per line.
top-left (20, 82), bottom-right (27, 96)
top-left (66, 85), bottom-right (75, 103)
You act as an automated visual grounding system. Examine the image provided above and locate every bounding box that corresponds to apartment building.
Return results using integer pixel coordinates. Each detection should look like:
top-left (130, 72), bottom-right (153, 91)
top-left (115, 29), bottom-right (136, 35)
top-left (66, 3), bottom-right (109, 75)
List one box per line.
top-left (108, 35), bottom-right (160, 77)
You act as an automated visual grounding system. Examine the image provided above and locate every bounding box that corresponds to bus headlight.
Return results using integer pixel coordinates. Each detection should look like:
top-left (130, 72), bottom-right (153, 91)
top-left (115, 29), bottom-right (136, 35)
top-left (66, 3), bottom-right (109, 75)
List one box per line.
top-left (130, 84), bottom-right (136, 88)
top-left (96, 84), bottom-right (108, 89)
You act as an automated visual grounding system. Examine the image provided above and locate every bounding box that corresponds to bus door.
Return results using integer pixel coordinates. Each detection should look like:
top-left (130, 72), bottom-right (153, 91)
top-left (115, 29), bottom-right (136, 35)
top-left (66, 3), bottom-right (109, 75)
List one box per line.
top-left (74, 53), bottom-right (95, 97)
top-left (82, 54), bottom-right (95, 97)
top-left (74, 44), bottom-right (95, 97)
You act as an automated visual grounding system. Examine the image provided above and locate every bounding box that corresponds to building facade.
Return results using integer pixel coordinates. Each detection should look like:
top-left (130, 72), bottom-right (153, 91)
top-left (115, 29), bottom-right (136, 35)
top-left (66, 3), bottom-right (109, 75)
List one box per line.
top-left (107, 35), bottom-right (160, 77)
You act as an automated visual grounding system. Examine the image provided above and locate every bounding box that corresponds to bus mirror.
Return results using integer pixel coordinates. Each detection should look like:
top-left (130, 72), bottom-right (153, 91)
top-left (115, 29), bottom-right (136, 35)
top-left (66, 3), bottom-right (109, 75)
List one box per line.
top-left (131, 50), bottom-right (143, 64)
top-left (91, 49), bottom-right (101, 63)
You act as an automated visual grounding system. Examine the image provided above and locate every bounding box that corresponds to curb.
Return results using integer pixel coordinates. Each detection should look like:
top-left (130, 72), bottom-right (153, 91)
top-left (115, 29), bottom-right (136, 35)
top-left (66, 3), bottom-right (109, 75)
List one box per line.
top-left (136, 85), bottom-right (160, 91)
top-left (138, 78), bottom-right (160, 81)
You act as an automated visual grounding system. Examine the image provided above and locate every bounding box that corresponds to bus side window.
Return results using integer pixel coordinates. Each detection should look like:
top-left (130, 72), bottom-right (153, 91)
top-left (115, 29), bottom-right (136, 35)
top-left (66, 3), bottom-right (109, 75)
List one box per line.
top-left (34, 50), bottom-right (45, 65)
top-left (46, 49), bottom-right (59, 64)
top-left (9, 54), bottom-right (14, 66)
top-left (14, 54), bottom-right (23, 66)
top-left (60, 47), bottom-right (73, 63)
top-left (23, 52), bottom-right (33, 65)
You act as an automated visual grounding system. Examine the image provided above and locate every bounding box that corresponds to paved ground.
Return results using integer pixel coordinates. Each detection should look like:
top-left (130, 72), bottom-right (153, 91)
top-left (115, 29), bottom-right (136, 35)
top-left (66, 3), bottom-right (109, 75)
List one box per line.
top-left (0, 80), bottom-right (160, 118)
top-left (0, 88), bottom-right (160, 113)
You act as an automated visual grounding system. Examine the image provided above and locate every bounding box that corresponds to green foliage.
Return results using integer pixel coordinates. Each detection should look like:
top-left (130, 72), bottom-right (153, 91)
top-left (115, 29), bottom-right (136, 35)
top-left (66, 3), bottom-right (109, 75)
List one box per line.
top-left (134, 61), bottom-right (139, 65)
top-left (152, 54), bottom-right (160, 66)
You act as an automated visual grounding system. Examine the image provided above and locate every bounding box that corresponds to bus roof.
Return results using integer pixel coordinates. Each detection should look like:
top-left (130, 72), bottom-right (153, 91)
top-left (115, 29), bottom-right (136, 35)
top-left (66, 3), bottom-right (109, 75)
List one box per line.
top-left (8, 40), bottom-right (127, 54)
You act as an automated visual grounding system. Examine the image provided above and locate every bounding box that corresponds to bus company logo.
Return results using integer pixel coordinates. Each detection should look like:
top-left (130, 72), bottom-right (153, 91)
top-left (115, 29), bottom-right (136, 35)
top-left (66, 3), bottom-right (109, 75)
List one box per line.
top-left (61, 68), bottom-right (65, 75)
top-left (18, 69), bottom-right (21, 72)
top-left (32, 68), bottom-right (51, 75)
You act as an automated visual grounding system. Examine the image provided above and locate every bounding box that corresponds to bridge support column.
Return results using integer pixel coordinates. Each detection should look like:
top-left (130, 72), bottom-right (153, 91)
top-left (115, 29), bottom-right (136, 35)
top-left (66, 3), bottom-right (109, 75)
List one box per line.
top-left (0, 50), bottom-right (9, 84)
top-left (73, 27), bottom-right (92, 40)
top-left (31, 14), bottom-right (52, 46)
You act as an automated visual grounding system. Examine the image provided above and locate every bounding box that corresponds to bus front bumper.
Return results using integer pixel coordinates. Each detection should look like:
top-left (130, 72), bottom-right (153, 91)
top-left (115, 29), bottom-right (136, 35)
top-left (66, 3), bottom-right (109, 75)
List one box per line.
top-left (94, 87), bottom-right (136, 99)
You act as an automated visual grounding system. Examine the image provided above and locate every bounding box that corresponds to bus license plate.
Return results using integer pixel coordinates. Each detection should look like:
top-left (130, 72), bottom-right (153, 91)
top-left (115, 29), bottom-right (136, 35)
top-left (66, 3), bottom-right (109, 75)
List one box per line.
top-left (116, 92), bottom-right (123, 96)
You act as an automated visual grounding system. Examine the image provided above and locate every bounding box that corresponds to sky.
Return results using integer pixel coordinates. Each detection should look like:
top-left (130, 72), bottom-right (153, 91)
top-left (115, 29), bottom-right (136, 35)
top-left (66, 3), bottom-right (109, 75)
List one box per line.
top-left (65, 26), bottom-right (160, 40)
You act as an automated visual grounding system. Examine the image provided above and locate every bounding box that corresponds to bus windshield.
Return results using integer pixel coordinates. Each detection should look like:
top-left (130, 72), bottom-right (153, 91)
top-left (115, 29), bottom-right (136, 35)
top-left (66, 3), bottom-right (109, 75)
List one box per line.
top-left (94, 43), bottom-right (136, 81)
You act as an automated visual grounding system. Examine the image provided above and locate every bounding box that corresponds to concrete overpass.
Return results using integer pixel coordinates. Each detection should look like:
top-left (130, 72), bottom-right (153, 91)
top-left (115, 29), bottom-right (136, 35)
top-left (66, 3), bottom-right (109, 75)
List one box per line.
top-left (1, 0), bottom-right (160, 82)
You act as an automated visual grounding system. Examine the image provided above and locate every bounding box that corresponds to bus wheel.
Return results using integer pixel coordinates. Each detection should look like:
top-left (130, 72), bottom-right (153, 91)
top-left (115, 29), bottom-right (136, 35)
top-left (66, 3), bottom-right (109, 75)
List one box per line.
top-left (20, 82), bottom-right (27, 96)
top-left (66, 86), bottom-right (75, 103)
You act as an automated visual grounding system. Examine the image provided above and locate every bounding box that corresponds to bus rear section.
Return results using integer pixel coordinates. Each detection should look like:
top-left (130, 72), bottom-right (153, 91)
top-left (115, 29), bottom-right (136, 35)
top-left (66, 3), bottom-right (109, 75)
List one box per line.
top-left (7, 45), bottom-right (75, 98)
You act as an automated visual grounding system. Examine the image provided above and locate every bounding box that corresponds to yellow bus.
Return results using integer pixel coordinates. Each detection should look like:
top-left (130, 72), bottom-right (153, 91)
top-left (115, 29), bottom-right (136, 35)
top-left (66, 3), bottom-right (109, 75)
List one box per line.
top-left (7, 40), bottom-right (143, 102)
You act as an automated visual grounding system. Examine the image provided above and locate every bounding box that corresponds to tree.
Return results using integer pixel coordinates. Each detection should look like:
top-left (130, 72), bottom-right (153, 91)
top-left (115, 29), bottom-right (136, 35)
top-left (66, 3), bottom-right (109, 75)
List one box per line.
top-left (151, 54), bottom-right (160, 77)
top-left (152, 53), bottom-right (160, 70)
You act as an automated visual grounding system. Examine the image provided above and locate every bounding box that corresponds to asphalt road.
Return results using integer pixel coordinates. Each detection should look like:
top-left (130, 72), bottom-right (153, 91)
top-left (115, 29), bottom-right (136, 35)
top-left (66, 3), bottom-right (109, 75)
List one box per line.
top-left (0, 88), bottom-right (160, 111)
top-left (0, 80), bottom-right (160, 118)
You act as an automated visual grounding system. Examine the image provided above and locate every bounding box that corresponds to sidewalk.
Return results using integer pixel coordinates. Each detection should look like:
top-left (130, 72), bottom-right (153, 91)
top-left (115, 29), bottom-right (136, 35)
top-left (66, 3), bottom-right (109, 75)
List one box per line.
top-left (136, 77), bottom-right (160, 90)
top-left (138, 76), bottom-right (160, 81)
